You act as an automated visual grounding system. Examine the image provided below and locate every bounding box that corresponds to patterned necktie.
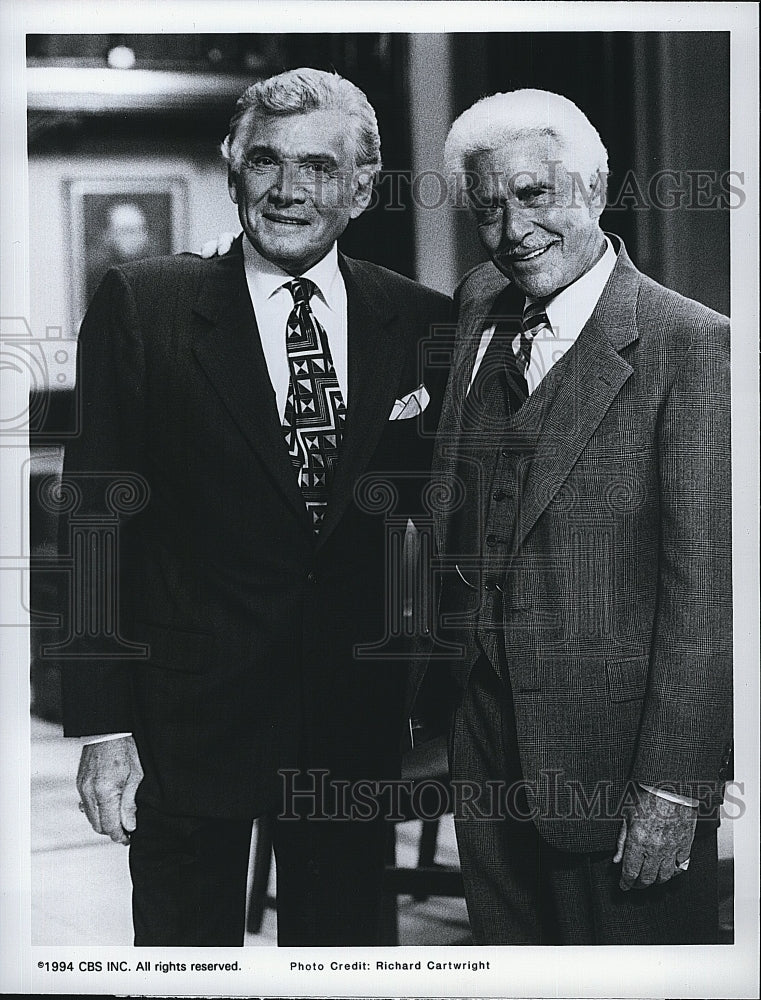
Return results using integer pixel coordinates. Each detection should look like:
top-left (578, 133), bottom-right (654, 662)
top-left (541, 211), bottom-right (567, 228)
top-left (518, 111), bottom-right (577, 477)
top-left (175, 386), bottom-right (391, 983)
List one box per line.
top-left (282, 277), bottom-right (346, 532)
top-left (473, 290), bottom-right (540, 413)
top-left (515, 298), bottom-right (549, 385)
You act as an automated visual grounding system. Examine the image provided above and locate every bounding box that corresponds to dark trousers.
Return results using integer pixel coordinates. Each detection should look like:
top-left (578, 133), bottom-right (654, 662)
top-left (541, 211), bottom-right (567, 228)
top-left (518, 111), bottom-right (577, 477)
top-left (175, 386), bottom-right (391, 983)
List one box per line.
top-left (129, 800), bottom-right (387, 947)
top-left (129, 805), bottom-right (253, 947)
top-left (271, 808), bottom-right (387, 946)
top-left (451, 653), bottom-right (720, 945)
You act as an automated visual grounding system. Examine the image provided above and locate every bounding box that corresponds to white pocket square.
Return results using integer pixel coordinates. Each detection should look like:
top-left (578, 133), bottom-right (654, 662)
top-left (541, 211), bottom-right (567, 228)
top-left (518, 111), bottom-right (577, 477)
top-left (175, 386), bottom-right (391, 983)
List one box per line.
top-left (389, 384), bottom-right (430, 420)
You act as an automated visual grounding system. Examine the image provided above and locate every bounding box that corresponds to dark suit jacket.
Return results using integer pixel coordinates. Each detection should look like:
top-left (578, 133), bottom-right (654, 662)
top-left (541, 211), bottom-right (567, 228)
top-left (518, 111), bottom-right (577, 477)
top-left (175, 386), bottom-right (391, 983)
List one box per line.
top-left (60, 237), bottom-right (451, 819)
top-left (432, 237), bottom-right (732, 853)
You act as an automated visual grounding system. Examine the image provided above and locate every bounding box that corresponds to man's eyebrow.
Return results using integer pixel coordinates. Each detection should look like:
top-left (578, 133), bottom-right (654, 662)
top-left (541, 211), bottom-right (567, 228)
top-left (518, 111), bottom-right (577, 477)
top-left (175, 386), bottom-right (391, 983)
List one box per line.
top-left (243, 143), bottom-right (276, 158)
top-left (243, 144), bottom-right (340, 166)
top-left (472, 178), bottom-right (552, 210)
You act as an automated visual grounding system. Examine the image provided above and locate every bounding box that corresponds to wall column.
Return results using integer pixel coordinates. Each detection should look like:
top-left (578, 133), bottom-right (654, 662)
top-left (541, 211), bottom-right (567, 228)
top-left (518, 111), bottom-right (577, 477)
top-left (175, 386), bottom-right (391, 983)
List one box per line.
top-left (406, 33), bottom-right (458, 295)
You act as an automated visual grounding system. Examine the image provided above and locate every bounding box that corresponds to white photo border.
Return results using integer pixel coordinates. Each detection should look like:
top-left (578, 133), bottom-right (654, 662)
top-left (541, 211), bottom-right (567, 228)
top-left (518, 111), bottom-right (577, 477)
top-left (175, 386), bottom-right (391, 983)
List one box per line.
top-left (1, 2), bottom-right (758, 997)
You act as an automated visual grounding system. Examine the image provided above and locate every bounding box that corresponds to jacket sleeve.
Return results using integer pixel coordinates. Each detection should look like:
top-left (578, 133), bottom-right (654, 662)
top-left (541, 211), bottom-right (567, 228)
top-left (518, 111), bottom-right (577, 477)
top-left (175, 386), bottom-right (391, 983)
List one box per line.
top-left (632, 317), bottom-right (733, 805)
top-left (58, 267), bottom-right (147, 736)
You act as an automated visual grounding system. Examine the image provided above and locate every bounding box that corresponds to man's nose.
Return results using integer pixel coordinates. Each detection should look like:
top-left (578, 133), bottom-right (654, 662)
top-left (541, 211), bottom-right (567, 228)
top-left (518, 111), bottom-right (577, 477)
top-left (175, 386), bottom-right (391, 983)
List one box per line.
top-left (269, 163), bottom-right (306, 204)
top-left (500, 201), bottom-right (532, 247)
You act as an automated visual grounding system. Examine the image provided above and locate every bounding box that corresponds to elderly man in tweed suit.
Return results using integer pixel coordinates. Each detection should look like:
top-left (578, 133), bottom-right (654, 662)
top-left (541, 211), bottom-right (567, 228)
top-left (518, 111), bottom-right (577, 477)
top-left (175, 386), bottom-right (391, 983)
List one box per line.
top-left (429, 89), bottom-right (732, 944)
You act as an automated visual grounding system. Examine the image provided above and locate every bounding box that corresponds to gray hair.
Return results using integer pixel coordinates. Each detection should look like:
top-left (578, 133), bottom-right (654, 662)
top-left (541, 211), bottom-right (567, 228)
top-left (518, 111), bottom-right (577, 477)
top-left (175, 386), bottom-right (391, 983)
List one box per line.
top-left (221, 67), bottom-right (382, 177)
top-left (444, 89), bottom-right (609, 196)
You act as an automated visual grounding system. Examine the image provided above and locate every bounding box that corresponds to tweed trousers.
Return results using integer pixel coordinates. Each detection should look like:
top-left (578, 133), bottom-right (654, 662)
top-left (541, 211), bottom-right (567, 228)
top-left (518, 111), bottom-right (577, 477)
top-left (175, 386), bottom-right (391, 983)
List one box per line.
top-left (451, 651), bottom-right (720, 945)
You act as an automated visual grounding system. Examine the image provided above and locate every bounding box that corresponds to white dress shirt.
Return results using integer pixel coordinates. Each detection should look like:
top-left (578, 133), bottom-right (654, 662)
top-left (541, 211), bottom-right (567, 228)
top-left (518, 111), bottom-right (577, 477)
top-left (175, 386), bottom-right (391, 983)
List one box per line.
top-left (242, 236), bottom-right (349, 419)
top-left (468, 236), bottom-right (617, 396)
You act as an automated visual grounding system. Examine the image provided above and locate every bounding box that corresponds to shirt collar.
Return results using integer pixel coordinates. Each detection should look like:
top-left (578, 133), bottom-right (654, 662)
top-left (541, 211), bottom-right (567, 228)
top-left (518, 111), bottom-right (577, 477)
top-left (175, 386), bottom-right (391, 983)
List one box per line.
top-left (242, 236), bottom-right (342, 311)
top-left (527, 235), bottom-right (617, 342)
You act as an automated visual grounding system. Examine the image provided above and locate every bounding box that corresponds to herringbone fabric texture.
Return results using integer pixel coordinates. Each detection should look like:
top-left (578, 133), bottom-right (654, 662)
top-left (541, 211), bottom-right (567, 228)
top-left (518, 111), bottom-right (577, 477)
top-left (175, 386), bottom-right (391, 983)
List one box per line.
top-left (282, 277), bottom-right (346, 532)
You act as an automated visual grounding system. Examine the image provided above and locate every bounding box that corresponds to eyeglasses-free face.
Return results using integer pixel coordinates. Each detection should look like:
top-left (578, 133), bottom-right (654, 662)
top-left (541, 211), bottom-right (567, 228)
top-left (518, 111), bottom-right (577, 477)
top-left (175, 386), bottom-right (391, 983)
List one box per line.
top-left (229, 109), bottom-right (372, 275)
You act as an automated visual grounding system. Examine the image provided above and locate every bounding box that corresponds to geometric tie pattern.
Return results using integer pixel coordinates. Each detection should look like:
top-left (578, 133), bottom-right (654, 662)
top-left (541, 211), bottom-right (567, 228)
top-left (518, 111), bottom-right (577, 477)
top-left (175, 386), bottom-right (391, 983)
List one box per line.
top-left (282, 277), bottom-right (346, 533)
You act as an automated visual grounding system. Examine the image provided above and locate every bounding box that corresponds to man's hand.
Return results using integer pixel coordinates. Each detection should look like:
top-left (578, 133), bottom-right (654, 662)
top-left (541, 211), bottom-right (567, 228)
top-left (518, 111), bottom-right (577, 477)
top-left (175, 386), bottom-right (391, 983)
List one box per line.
top-left (76, 736), bottom-right (144, 846)
top-left (613, 786), bottom-right (697, 890)
top-left (199, 231), bottom-right (237, 258)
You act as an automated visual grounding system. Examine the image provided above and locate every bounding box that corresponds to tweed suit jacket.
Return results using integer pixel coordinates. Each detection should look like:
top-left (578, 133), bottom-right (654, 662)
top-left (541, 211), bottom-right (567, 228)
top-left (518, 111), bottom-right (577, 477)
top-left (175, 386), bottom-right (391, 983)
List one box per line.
top-left (431, 238), bottom-right (733, 854)
top-left (59, 237), bottom-right (451, 819)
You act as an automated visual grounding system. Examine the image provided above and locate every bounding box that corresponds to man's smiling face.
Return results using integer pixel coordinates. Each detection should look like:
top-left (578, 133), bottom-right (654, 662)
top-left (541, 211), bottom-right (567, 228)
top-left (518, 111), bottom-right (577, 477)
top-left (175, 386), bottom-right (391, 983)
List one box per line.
top-left (468, 132), bottom-right (605, 299)
top-left (229, 109), bottom-right (370, 275)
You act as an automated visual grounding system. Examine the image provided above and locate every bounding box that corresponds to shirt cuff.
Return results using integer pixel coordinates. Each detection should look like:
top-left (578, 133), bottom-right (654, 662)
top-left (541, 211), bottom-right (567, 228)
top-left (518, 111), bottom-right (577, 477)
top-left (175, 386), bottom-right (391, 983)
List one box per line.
top-left (80, 732), bottom-right (132, 745)
top-left (639, 782), bottom-right (699, 808)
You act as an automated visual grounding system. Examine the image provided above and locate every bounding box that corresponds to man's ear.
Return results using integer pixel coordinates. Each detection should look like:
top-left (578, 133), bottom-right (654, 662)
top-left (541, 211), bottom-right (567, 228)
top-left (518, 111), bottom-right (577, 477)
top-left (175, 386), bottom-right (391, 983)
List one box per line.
top-left (588, 168), bottom-right (608, 221)
top-left (228, 167), bottom-right (239, 205)
top-left (349, 169), bottom-right (375, 219)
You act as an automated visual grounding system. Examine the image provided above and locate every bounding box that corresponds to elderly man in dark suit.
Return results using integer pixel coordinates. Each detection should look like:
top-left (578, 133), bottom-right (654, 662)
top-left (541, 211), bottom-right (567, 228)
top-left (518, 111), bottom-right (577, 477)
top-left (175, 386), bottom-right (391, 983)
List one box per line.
top-left (430, 88), bottom-right (732, 944)
top-left (61, 68), bottom-right (449, 947)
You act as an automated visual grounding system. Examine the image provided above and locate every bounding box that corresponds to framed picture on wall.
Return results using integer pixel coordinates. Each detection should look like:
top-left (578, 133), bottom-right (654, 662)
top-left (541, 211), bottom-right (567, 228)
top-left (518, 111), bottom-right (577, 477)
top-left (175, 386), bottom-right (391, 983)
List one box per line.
top-left (65, 175), bottom-right (188, 329)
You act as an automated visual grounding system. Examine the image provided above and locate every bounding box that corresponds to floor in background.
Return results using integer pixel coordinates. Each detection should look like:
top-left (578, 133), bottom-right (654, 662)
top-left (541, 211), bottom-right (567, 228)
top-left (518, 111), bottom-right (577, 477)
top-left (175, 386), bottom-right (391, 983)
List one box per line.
top-left (31, 715), bottom-right (732, 946)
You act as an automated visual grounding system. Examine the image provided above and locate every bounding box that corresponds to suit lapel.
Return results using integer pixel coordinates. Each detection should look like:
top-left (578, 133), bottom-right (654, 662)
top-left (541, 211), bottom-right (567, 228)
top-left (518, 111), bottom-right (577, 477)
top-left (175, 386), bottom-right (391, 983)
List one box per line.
top-left (515, 245), bottom-right (642, 547)
top-left (315, 254), bottom-right (405, 548)
top-left (190, 238), bottom-right (311, 529)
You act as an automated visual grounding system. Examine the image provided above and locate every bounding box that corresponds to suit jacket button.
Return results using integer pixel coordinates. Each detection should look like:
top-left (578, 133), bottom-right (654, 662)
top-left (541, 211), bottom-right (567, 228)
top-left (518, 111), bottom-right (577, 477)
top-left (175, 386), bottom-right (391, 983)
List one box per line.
top-left (492, 489), bottom-right (507, 502)
top-left (307, 571), bottom-right (318, 584)
top-left (486, 534), bottom-right (499, 547)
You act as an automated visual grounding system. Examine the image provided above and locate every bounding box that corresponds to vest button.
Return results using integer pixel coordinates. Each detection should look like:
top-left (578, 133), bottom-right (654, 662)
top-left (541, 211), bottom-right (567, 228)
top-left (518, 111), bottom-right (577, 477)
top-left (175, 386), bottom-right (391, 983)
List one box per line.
top-left (486, 534), bottom-right (499, 547)
top-left (492, 489), bottom-right (507, 501)
top-left (307, 570), bottom-right (318, 584)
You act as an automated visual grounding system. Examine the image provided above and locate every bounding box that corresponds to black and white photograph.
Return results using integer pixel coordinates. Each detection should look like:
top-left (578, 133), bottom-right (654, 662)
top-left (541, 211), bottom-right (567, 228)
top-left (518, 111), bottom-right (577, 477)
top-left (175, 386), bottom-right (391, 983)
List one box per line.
top-left (1, 2), bottom-right (758, 997)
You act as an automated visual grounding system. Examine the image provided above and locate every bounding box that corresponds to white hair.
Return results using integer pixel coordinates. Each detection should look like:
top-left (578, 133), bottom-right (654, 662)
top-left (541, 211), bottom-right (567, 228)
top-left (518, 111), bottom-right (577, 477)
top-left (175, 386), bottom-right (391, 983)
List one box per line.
top-left (444, 89), bottom-right (609, 194)
top-left (221, 67), bottom-right (382, 177)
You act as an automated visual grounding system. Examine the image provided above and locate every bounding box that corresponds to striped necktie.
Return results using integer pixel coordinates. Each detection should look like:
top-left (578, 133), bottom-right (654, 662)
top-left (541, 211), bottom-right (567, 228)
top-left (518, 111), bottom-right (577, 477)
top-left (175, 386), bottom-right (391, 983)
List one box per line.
top-left (515, 298), bottom-right (550, 383)
top-left (282, 277), bottom-right (346, 533)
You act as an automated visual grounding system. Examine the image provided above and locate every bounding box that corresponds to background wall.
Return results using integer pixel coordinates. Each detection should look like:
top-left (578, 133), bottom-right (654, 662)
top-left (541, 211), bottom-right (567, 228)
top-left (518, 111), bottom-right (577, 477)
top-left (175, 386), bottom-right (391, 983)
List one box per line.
top-left (27, 32), bottom-right (415, 357)
top-left (27, 30), bottom-right (731, 366)
top-left (28, 150), bottom-right (238, 344)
